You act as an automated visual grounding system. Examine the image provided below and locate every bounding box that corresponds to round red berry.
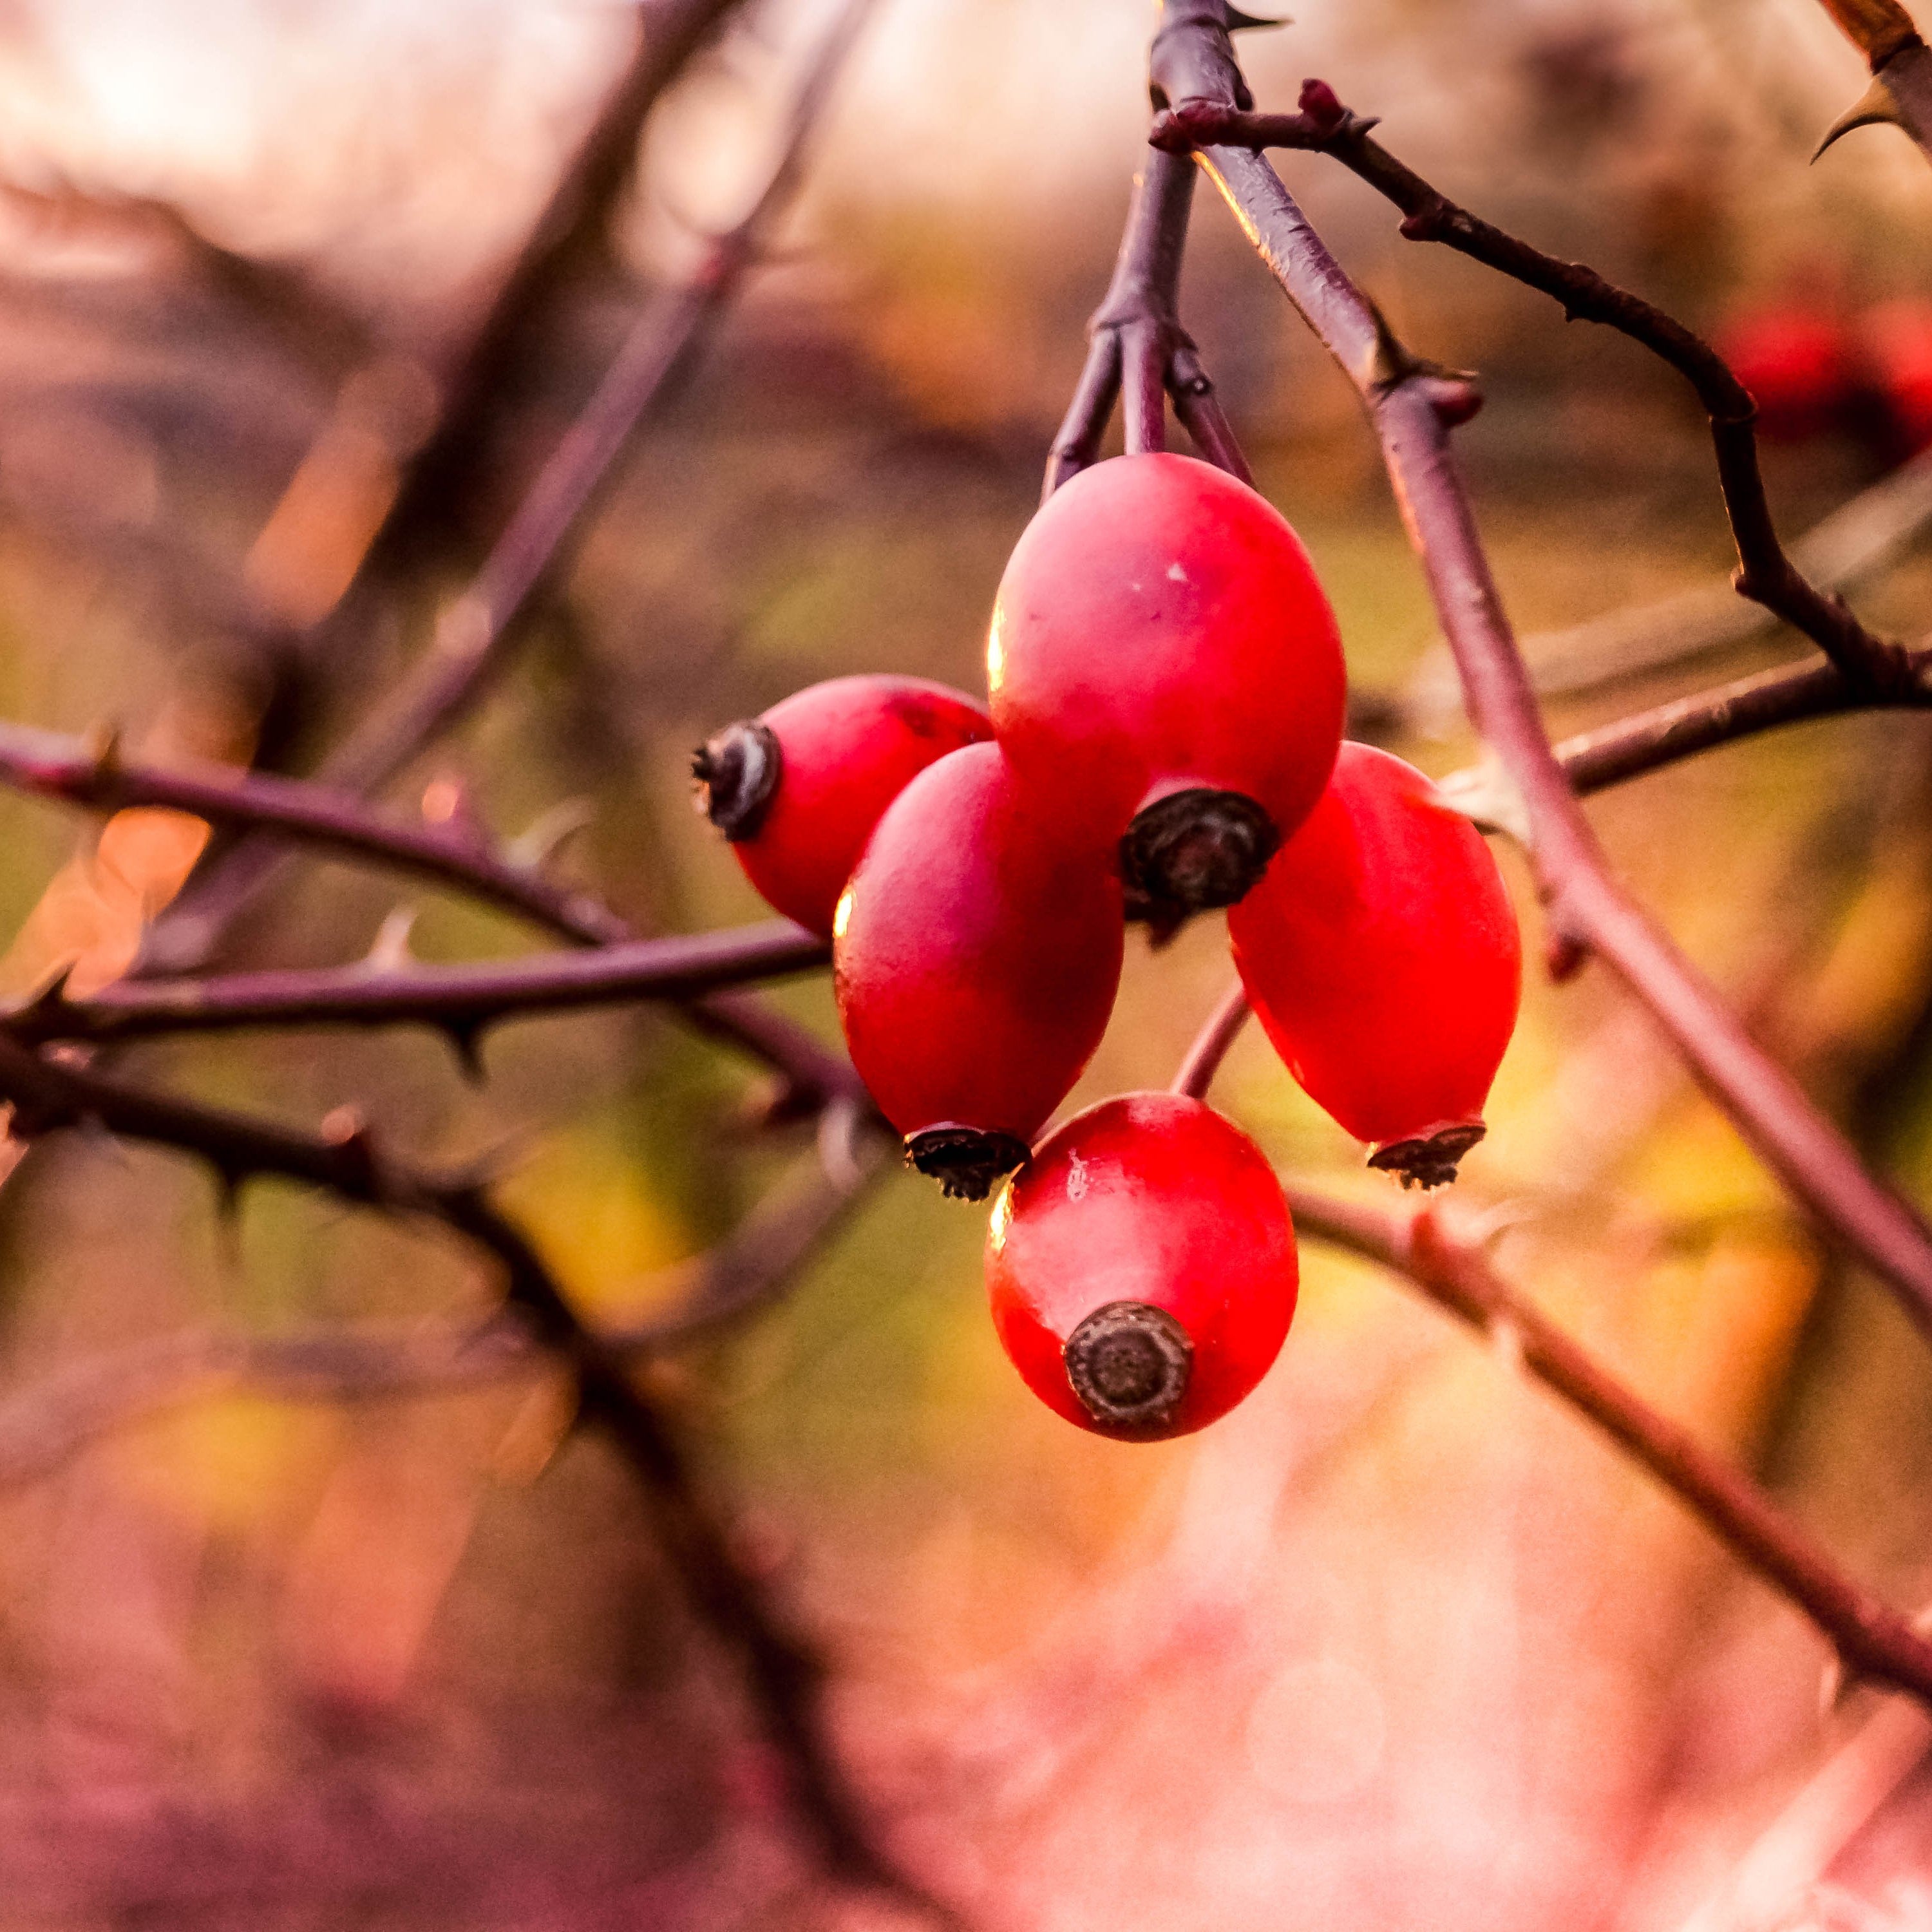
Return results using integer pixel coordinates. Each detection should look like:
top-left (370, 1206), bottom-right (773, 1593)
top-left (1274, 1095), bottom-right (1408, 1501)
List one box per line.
top-left (834, 741), bottom-right (1122, 1198)
top-left (987, 453), bottom-right (1345, 919)
top-left (1227, 742), bottom-right (1521, 1188)
top-left (1718, 305), bottom-right (1859, 442)
top-left (986, 1092), bottom-right (1298, 1439)
top-left (694, 674), bottom-right (990, 936)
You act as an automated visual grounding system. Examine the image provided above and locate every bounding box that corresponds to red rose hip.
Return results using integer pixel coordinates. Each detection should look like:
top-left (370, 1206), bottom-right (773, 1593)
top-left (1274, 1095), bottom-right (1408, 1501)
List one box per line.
top-left (987, 453), bottom-right (1346, 920)
top-left (694, 674), bottom-right (990, 936)
top-left (1227, 743), bottom-right (1521, 1188)
top-left (834, 741), bottom-right (1122, 1198)
top-left (1717, 304), bottom-right (1859, 442)
top-left (986, 1093), bottom-right (1298, 1439)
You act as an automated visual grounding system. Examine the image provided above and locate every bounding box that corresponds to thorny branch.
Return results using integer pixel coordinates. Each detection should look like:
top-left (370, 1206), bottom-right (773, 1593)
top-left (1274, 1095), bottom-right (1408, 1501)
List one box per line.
top-left (0, 720), bottom-right (859, 1097)
top-left (5, 922), bottom-right (831, 1057)
top-left (0, 721), bottom-right (636, 945)
top-left (0, 1033), bottom-right (929, 1908)
top-left (144, 0), bottom-right (873, 978)
top-left (1150, 86), bottom-right (1916, 695)
top-left (1284, 1184), bottom-right (1932, 1706)
top-left (1150, 0), bottom-right (1932, 1348)
top-left (1810, 0), bottom-right (1932, 164)
top-left (0, 1102), bottom-right (889, 1490)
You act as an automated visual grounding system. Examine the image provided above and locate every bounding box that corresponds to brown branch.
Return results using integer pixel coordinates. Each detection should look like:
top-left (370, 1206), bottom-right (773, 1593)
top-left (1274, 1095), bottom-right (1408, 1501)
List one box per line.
top-left (374, 0), bottom-right (752, 571)
top-left (1548, 646), bottom-right (1932, 797)
top-left (1043, 144), bottom-right (1252, 498)
top-left (1154, 1), bottom-right (1932, 1341)
top-left (0, 721), bottom-right (632, 944)
top-left (5, 922), bottom-right (832, 1059)
top-left (1287, 1183), bottom-right (1932, 1706)
top-left (1151, 90), bottom-right (1916, 695)
top-left (0, 1109), bottom-right (889, 1490)
top-left (0, 1034), bottom-right (934, 1909)
top-left (0, 720), bottom-right (861, 1108)
top-left (1170, 980), bottom-right (1250, 1100)
top-left (1403, 446), bottom-right (1932, 723)
top-left (145, 0), bottom-right (875, 974)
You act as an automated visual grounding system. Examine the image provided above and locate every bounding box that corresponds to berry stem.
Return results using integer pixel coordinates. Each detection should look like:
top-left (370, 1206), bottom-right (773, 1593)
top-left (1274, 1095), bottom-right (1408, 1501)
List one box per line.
top-left (1044, 145), bottom-right (1253, 498)
top-left (1170, 979), bottom-right (1251, 1100)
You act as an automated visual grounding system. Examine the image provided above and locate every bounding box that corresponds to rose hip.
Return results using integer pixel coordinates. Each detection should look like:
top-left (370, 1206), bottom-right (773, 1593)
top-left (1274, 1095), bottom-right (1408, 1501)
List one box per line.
top-left (1227, 742), bottom-right (1521, 1188)
top-left (833, 741), bottom-right (1122, 1198)
top-left (694, 674), bottom-right (990, 936)
top-left (986, 1093), bottom-right (1298, 1439)
top-left (987, 453), bottom-right (1346, 921)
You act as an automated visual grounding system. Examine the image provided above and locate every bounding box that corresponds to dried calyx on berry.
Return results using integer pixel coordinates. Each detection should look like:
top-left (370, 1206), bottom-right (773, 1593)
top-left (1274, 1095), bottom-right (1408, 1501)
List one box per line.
top-left (1367, 1121), bottom-right (1486, 1190)
top-left (986, 1093), bottom-right (1298, 1441)
top-left (1229, 743), bottom-right (1521, 1188)
top-left (834, 743), bottom-right (1123, 1197)
top-left (904, 1124), bottom-right (1033, 1202)
top-left (692, 720), bottom-right (782, 842)
top-left (1119, 787), bottom-right (1282, 924)
top-left (1063, 1300), bottom-right (1194, 1430)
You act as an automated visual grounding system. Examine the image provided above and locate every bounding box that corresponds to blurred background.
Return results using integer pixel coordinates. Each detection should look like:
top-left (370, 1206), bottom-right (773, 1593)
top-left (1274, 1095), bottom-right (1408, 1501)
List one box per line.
top-left (0, 0), bottom-right (1929, 1926)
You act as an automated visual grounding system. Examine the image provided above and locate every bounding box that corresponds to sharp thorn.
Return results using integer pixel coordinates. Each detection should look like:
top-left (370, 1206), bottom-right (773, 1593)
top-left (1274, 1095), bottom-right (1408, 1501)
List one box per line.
top-left (17, 962), bottom-right (77, 1025)
top-left (1814, 74), bottom-right (1904, 159)
top-left (1355, 292), bottom-right (1481, 413)
top-left (1226, 7), bottom-right (1289, 28)
top-left (365, 906), bottom-right (417, 974)
top-left (80, 721), bottom-right (123, 779)
top-left (507, 798), bottom-right (596, 873)
top-left (446, 1020), bottom-right (489, 1084)
top-left (211, 1162), bottom-right (249, 1223)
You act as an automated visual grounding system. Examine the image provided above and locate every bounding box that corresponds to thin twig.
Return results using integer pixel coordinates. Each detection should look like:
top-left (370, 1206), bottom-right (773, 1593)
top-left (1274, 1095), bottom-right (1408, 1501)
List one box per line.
top-left (1151, 88), bottom-right (1916, 694)
top-left (0, 1033), bottom-right (933, 1908)
top-left (1043, 143), bottom-right (1251, 499)
top-left (1287, 1182), bottom-right (1932, 1707)
top-left (1154, 0), bottom-right (1932, 1343)
top-left (144, 0), bottom-right (874, 974)
top-left (5, 923), bottom-right (832, 1060)
top-left (0, 1112), bottom-right (889, 1490)
top-left (1170, 981), bottom-right (1250, 1100)
top-left (1402, 445), bottom-right (1932, 725)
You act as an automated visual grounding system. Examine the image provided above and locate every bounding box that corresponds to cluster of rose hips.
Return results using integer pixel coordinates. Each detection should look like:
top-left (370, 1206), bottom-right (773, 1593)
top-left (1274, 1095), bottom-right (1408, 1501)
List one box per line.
top-left (695, 453), bottom-right (1522, 1441)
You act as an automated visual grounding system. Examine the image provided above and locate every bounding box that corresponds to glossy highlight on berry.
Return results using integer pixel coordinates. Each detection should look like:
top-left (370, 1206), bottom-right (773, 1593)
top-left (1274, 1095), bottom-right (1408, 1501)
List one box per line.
top-left (987, 453), bottom-right (1346, 922)
top-left (986, 1092), bottom-right (1298, 1437)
